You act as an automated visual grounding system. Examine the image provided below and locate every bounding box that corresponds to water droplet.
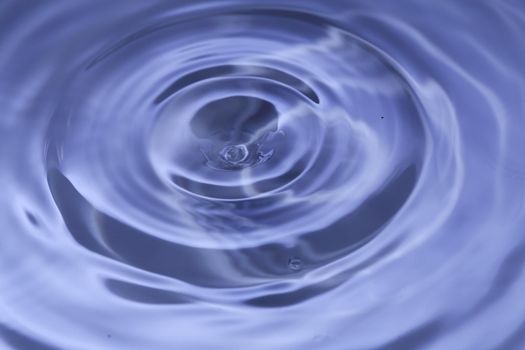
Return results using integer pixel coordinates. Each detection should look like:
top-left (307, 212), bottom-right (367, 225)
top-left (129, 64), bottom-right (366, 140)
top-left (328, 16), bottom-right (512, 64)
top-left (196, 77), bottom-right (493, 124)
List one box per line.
top-left (287, 256), bottom-right (303, 271)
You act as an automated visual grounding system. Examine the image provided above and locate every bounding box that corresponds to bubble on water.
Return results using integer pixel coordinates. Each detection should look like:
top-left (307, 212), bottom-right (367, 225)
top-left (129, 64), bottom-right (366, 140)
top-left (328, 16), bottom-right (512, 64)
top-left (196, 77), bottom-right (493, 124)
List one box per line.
top-left (287, 257), bottom-right (303, 271)
top-left (221, 144), bottom-right (249, 164)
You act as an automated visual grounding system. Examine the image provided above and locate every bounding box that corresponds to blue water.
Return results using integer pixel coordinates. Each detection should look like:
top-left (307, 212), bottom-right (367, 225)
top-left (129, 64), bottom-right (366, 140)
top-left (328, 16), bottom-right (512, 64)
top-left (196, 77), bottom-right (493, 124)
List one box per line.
top-left (1, 1), bottom-right (525, 349)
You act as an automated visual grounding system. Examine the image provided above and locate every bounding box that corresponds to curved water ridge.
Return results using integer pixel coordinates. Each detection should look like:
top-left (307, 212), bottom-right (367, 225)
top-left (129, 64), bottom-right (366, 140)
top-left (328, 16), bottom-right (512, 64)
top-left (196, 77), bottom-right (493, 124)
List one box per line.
top-left (1, 1), bottom-right (525, 349)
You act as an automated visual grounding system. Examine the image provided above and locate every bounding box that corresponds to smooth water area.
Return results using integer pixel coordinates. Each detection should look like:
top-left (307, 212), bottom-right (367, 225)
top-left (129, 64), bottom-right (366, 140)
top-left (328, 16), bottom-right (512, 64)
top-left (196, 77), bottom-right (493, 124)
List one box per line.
top-left (1, 1), bottom-right (525, 349)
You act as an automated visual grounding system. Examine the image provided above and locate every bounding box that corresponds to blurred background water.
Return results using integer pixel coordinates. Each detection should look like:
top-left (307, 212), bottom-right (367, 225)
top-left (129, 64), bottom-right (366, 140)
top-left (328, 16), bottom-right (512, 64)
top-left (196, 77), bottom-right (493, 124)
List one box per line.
top-left (1, 1), bottom-right (525, 349)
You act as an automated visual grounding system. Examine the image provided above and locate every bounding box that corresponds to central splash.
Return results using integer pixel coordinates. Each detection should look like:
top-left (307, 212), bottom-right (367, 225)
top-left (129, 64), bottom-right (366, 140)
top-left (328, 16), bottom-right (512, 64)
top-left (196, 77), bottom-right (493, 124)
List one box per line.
top-left (220, 144), bottom-right (249, 164)
top-left (191, 96), bottom-right (278, 170)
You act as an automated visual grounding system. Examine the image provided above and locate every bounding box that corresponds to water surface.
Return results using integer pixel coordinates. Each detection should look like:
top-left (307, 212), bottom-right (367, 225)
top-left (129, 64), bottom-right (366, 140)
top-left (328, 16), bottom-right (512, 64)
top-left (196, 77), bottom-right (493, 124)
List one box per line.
top-left (1, 1), bottom-right (525, 349)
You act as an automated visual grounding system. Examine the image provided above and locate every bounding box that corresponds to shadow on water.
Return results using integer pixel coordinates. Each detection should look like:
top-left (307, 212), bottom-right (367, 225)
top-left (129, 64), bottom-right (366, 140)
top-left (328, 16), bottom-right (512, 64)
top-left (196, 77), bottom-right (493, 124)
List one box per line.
top-left (104, 279), bottom-right (191, 305)
top-left (0, 324), bottom-right (61, 350)
top-left (154, 65), bottom-right (320, 105)
top-left (48, 164), bottom-right (417, 305)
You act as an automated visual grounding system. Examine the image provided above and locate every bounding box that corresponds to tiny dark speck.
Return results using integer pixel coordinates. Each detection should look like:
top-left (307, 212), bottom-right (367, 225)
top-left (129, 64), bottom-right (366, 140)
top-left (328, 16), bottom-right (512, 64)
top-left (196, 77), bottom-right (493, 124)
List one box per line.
top-left (25, 211), bottom-right (38, 226)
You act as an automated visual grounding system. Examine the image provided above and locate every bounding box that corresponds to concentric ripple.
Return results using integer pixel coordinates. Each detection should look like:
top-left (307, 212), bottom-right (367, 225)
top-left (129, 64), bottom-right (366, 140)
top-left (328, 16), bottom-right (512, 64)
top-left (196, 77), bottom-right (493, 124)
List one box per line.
top-left (1, 1), bottom-right (525, 349)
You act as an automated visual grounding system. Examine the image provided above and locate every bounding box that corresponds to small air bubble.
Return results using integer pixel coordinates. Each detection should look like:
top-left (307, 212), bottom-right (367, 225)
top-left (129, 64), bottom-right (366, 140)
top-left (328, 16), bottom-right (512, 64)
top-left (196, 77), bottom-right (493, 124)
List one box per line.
top-left (287, 256), bottom-right (303, 271)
